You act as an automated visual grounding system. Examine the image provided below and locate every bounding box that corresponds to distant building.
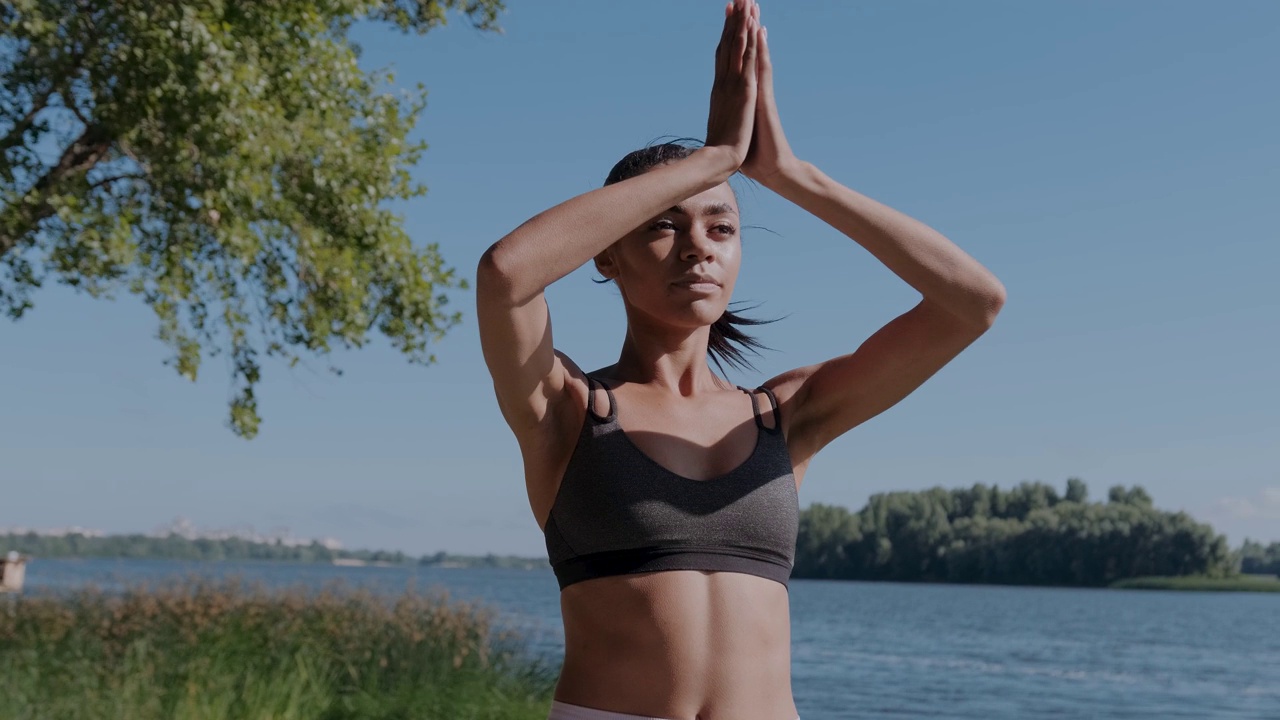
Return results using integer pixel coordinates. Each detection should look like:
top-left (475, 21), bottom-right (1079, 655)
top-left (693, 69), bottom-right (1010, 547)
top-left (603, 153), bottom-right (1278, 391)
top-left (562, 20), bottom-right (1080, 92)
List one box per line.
top-left (1, 550), bottom-right (27, 593)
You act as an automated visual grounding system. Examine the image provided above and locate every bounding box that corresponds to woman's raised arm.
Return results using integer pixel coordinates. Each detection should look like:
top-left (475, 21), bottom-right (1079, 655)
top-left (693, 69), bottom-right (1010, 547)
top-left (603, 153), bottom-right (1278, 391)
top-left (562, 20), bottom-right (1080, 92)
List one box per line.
top-left (741, 12), bottom-right (1006, 475)
top-left (476, 0), bottom-right (762, 438)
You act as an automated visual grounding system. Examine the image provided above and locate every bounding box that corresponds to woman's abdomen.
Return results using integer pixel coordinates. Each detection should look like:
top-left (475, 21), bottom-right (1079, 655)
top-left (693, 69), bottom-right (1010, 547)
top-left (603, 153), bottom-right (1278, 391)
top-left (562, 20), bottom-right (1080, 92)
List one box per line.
top-left (554, 570), bottom-right (795, 719)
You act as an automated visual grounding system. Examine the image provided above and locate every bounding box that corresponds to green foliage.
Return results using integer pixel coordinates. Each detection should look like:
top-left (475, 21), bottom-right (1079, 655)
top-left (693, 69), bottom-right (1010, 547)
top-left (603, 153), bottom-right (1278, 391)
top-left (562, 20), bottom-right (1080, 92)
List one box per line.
top-left (0, 580), bottom-right (557, 719)
top-left (1237, 539), bottom-right (1280, 576)
top-left (794, 479), bottom-right (1236, 586)
top-left (1064, 477), bottom-right (1088, 503)
top-left (1, 0), bottom-right (506, 437)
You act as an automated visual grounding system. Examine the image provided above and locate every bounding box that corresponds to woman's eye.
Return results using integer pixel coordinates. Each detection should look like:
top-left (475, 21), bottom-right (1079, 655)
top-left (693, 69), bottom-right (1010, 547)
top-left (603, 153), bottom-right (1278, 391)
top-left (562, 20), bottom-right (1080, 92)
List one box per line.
top-left (650, 219), bottom-right (677, 231)
top-left (715, 224), bottom-right (736, 235)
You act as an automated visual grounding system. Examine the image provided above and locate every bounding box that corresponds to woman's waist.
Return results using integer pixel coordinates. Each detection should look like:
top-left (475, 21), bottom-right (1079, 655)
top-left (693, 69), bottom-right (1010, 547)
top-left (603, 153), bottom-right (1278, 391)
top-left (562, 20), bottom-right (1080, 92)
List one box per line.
top-left (556, 640), bottom-right (794, 720)
top-left (561, 619), bottom-right (792, 672)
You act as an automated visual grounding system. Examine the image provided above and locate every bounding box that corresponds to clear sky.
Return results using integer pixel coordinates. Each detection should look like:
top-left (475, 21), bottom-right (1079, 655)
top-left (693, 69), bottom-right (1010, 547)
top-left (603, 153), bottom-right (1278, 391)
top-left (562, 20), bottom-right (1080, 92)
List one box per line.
top-left (3, 1), bottom-right (1277, 555)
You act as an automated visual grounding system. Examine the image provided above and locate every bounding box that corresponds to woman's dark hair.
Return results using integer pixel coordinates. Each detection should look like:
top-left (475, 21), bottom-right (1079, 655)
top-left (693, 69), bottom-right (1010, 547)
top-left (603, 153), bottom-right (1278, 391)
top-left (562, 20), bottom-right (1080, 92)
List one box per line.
top-left (599, 139), bottom-right (778, 377)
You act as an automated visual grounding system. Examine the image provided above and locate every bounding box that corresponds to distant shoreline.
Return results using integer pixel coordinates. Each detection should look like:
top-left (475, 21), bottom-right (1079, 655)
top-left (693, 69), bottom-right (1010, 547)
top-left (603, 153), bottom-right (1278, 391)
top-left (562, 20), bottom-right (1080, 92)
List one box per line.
top-left (0, 531), bottom-right (548, 570)
top-left (1109, 575), bottom-right (1280, 593)
top-left (7, 506), bottom-right (1279, 590)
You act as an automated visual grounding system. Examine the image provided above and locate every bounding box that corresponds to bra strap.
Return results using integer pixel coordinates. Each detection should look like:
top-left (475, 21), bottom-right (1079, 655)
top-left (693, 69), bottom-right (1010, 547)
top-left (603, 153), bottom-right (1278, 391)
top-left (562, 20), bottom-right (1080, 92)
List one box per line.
top-left (585, 375), bottom-right (617, 423)
top-left (739, 384), bottom-right (782, 434)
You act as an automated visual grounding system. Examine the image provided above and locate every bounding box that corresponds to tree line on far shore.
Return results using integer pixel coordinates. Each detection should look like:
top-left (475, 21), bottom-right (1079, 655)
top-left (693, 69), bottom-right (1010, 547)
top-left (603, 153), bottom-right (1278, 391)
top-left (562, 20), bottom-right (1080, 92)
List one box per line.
top-left (1239, 539), bottom-right (1280, 576)
top-left (5, 478), bottom-right (1277, 585)
top-left (792, 478), bottom-right (1273, 586)
top-left (0, 534), bottom-right (538, 569)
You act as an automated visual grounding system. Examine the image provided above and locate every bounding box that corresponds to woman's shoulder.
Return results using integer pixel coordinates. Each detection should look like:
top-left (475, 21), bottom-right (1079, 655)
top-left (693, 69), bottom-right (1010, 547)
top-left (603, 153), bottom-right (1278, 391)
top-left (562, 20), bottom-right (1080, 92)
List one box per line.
top-left (754, 366), bottom-right (811, 405)
top-left (552, 349), bottom-right (597, 400)
top-left (747, 364), bottom-right (826, 440)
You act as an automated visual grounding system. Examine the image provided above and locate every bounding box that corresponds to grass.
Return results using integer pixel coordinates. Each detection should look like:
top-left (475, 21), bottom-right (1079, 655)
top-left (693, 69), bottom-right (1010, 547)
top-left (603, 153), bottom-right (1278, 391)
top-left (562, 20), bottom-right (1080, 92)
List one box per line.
top-left (0, 578), bottom-right (559, 720)
top-left (1110, 574), bottom-right (1280, 592)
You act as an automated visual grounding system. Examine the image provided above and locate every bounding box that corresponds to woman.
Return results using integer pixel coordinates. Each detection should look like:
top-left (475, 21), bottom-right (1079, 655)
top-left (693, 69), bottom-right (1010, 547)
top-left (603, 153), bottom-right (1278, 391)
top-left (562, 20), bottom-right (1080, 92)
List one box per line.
top-left (476, 2), bottom-right (1006, 718)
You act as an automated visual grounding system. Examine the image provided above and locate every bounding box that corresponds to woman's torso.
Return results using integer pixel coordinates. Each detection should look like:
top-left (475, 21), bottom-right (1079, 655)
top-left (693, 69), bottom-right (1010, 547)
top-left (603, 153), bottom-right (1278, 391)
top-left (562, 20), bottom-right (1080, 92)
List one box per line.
top-left (527, 367), bottom-right (807, 719)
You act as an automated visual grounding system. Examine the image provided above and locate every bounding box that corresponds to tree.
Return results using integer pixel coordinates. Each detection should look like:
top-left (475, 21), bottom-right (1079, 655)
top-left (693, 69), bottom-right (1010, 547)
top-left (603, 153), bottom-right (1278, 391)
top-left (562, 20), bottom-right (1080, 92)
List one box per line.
top-left (1239, 539), bottom-right (1280, 576)
top-left (1065, 477), bottom-right (1088, 503)
top-left (2, 0), bottom-right (505, 437)
top-left (791, 479), bottom-right (1235, 586)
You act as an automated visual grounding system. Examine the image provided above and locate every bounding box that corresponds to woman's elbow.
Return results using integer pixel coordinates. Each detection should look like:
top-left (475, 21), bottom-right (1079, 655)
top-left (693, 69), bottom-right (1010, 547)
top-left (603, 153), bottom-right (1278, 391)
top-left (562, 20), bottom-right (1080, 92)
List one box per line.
top-left (477, 240), bottom-right (507, 286)
top-left (477, 241), bottom-right (525, 305)
top-left (979, 283), bottom-right (1007, 328)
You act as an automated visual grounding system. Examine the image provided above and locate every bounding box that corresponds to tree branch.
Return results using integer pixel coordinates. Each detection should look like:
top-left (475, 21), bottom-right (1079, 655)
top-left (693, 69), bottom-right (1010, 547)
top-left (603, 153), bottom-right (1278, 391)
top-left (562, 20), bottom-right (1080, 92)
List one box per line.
top-left (87, 172), bottom-right (146, 192)
top-left (0, 123), bottom-right (114, 258)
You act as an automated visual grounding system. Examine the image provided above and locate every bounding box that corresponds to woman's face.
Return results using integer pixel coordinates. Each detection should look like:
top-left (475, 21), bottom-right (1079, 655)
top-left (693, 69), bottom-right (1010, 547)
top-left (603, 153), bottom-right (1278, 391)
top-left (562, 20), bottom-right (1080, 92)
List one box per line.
top-left (595, 180), bottom-right (741, 331)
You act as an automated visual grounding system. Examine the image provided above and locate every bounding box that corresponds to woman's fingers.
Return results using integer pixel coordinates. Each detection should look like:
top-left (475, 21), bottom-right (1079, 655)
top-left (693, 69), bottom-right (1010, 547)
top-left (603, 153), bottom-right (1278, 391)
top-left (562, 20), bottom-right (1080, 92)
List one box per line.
top-left (756, 21), bottom-right (772, 99)
top-left (715, 1), bottom-right (734, 80)
top-left (705, 0), bottom-right (759, 164)
top-left (739, 10), bottom-right (796, 184)
top-left (733, 1), bottom-right (752, 75)
top-left (718, 1), bottom-right (763, 79)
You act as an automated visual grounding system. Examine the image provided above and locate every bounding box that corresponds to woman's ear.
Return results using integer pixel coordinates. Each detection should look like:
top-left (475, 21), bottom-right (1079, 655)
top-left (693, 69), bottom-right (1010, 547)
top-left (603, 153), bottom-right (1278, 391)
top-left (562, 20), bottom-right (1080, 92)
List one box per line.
top-left (593, 247), bottom-right (618, 281)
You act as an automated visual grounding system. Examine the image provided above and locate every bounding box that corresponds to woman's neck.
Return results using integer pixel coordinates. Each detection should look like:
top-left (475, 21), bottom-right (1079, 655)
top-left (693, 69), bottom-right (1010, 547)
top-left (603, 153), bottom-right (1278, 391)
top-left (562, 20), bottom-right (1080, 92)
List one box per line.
top-left (611, 323), bottom-right (728, 396)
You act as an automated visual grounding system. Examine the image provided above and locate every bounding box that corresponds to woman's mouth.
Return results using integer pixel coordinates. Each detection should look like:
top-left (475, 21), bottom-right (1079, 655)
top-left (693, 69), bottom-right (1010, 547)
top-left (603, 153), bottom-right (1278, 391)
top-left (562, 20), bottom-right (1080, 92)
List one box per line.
top-left (673, 281), bottom-right (720, 294)
top-left (673, 274), bottom-right (721, 293)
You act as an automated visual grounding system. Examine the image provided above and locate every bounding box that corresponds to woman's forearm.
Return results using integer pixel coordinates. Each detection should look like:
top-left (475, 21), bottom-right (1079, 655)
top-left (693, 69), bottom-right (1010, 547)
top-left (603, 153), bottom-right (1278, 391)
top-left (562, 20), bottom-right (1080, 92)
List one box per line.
top-left (766, 160), bottom-right (1006, 327)
top-left (479, 146), bottom-right (740, 305)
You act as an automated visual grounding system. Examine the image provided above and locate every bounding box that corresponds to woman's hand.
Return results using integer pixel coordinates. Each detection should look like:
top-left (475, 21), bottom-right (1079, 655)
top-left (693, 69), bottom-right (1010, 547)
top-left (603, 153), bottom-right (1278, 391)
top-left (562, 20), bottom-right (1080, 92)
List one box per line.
top-left (705, 0), bottom-right (760, 169)
top-left (740, 12), bottom-right (799, 187)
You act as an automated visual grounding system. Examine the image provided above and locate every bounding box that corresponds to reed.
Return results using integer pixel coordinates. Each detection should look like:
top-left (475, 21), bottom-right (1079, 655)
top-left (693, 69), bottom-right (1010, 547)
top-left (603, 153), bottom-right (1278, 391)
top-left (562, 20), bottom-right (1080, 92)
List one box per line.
top-left (0, 577), bottom-right (559, 719)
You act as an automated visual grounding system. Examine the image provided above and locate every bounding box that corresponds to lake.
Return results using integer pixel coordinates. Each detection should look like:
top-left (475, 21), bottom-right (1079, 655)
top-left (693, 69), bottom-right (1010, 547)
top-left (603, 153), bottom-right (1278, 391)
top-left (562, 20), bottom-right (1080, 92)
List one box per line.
top-left (16, 558), bottom-right (1280, 719)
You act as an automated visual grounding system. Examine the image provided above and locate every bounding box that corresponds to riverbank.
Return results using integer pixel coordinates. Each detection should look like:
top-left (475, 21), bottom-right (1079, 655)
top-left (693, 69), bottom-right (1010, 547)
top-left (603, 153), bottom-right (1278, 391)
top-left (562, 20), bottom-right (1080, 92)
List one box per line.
top-left (0, 579), bottom-right (557, 720)
top-left (1110, 574), bottom-right (1280, 592)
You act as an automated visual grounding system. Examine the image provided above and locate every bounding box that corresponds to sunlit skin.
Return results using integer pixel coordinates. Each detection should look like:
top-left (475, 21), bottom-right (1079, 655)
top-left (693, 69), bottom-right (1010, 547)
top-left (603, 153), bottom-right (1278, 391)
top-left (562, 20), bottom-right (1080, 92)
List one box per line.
top-left (560, 181), bottom-right (793, 718)
top-left (476, 0), bottom-right (1006, 717)
top-left (597, 183), bottom-right (743, 357)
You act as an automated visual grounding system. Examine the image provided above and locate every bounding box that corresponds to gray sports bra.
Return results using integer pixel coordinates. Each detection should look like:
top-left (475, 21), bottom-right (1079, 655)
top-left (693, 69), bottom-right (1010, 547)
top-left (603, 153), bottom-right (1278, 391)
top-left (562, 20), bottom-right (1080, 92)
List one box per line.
top-left (542, 375), bottom-right (799, 591)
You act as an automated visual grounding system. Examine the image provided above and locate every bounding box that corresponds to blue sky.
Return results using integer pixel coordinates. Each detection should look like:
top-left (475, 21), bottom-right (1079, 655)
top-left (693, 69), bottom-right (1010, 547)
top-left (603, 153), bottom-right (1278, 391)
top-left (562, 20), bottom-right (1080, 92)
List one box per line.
top-left (3, 1), bottom-right (1277, 555)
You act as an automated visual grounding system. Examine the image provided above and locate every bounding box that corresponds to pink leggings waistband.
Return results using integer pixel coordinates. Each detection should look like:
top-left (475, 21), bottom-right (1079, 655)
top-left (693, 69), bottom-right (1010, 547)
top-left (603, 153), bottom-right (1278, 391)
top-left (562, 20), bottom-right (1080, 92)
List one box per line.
top-left (547, 699), bottom-right (800, 720)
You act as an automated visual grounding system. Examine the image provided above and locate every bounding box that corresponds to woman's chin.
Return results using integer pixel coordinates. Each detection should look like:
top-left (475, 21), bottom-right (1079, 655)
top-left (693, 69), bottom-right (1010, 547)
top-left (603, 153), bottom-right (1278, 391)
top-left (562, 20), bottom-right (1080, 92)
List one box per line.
top-left (671, 300), bottom-right (728, 327)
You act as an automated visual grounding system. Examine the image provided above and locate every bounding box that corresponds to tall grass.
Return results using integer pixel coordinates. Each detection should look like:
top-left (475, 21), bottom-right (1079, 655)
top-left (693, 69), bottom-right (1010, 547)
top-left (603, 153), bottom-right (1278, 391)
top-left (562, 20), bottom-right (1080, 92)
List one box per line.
top-left (0, 578), bottom-right (559, 719)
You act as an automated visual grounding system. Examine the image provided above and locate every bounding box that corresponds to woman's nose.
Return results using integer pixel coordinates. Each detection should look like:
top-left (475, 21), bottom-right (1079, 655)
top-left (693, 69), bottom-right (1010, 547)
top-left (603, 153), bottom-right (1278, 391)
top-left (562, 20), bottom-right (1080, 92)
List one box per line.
top-left (680, 232), bottom-right (716, 262)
